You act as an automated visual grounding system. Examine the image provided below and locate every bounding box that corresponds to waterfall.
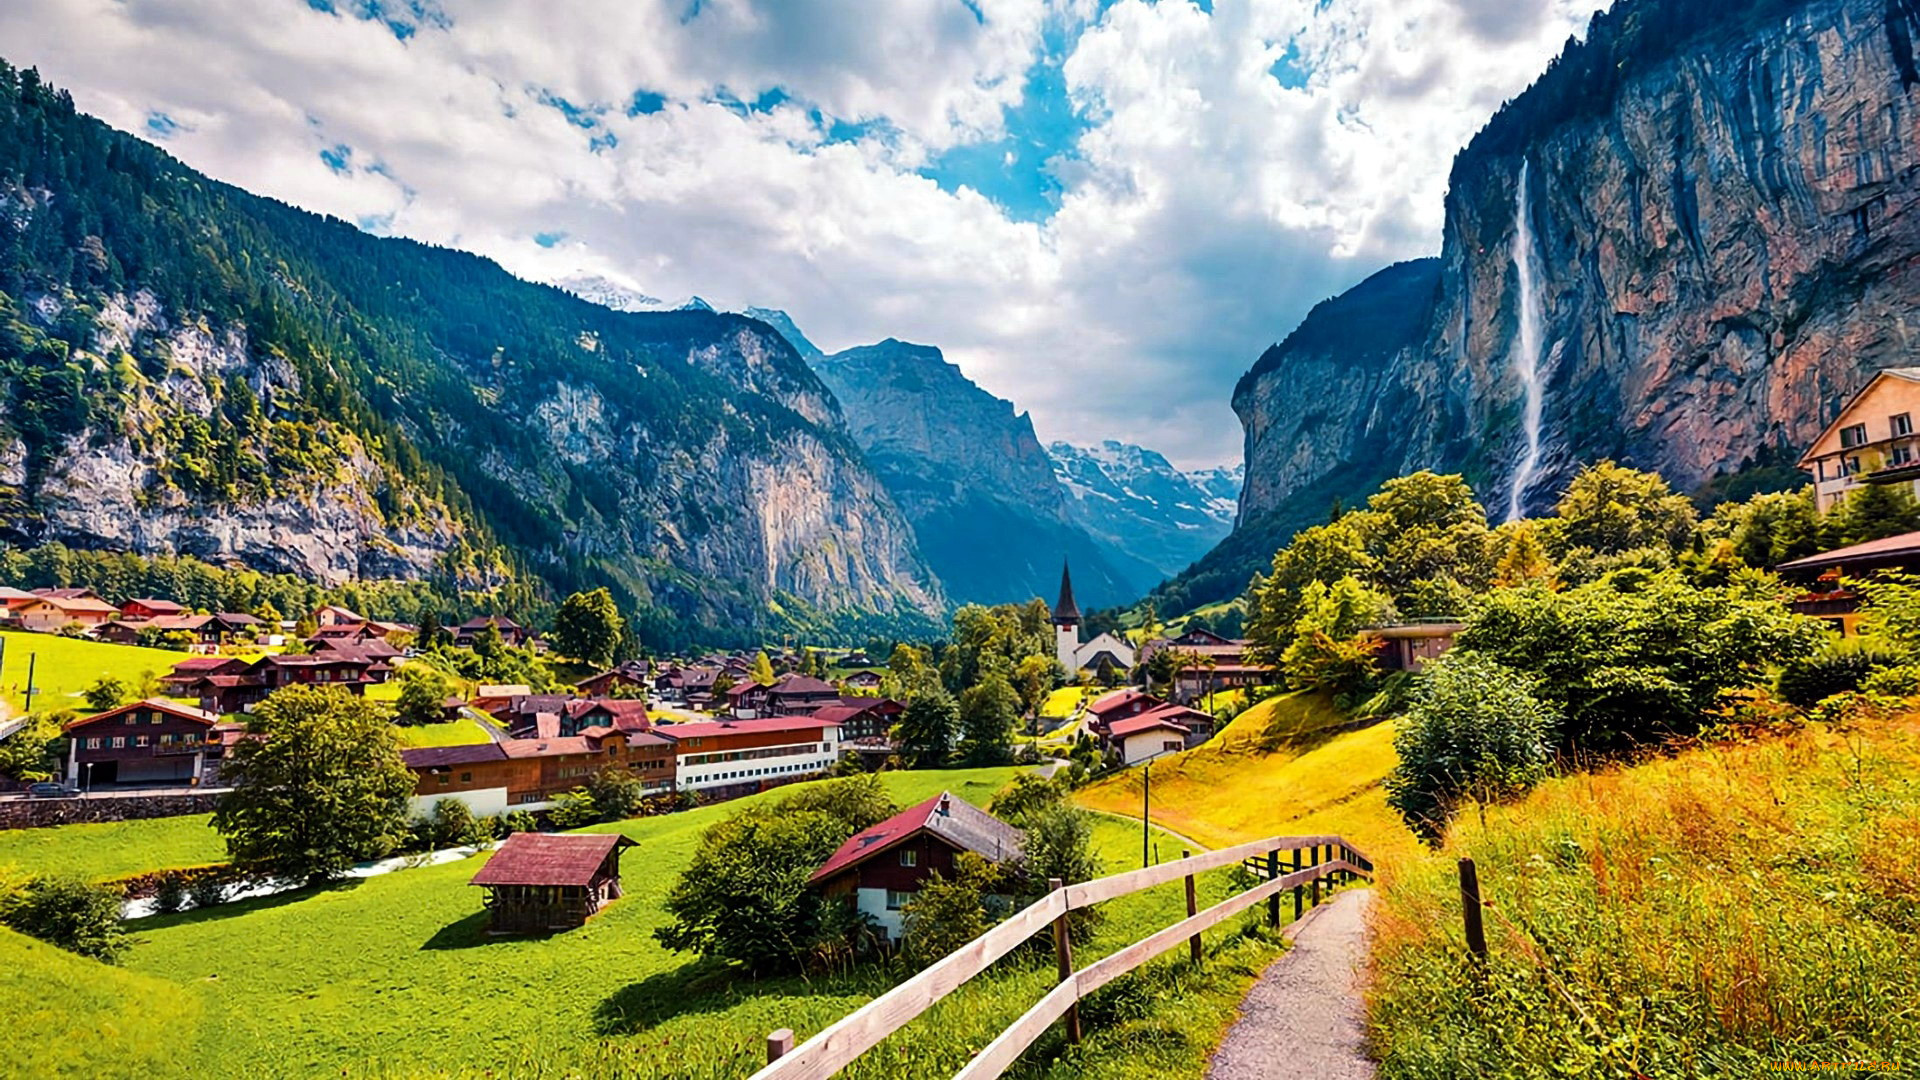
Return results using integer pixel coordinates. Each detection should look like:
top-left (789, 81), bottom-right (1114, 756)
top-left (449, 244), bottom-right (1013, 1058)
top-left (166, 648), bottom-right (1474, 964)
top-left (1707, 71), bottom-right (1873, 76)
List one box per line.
top-left (1505, 159), bottom-right (1546, 524)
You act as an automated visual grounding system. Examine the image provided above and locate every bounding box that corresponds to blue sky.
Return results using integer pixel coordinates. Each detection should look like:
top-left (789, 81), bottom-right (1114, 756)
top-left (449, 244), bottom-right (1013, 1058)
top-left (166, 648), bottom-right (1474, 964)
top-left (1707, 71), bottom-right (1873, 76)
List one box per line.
top-left (1, 0), bottom-right (1598, 467)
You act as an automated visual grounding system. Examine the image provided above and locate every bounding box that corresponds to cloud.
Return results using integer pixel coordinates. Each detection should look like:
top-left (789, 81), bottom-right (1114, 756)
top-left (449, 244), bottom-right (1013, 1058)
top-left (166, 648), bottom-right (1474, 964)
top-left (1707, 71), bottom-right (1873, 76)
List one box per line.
top-left (0, 0), bottom-right (1598, 467)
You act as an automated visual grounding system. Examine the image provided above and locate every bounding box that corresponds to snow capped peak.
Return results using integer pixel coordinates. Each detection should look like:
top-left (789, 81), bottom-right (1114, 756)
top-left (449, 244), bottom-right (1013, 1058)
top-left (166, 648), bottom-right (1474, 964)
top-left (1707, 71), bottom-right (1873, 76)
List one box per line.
top-left (554, 273), bottom-right (715, 315)
top-left (1046, 440), bottom-right (1242, 577)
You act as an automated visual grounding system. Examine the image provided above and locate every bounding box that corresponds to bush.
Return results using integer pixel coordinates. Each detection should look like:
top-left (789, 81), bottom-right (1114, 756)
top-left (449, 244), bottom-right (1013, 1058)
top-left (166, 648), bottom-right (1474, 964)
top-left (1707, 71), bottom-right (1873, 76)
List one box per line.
top-left (1776, 638), bottom-right (1909, 708)
top-left (186, 874), bottom-right (230, 910)
top-left (1017, 803), bottom-right (1102, 932)
top-left (501, 809), bottom-right (539, 835)
top-left (586, 766), bottom-right (644, 822)
top-left (1386, 652), bottom-right (1560, 842)
top-left (988, 773), bottom-right (1066, 828)
top-left (545, 788), bottom-right (599, 829)
top-left (1861, 663), bottom-right (1920, 698)
top-left (902, 853), bottom-right (1011, 968)
top-left (151, 872), bottom-right (186, 915)
top-left (1, 876), bottom-right (127, 961)
top-left (423, 797), bottom-right (494, 849)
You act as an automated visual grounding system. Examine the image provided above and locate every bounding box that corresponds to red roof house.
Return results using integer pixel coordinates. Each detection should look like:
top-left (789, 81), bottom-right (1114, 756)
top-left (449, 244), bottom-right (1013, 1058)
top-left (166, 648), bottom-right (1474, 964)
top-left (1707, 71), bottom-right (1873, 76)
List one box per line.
top-left (468, 832), bottom-right (636, 933)
top-left (809, 792), bottom-right (1023, 943)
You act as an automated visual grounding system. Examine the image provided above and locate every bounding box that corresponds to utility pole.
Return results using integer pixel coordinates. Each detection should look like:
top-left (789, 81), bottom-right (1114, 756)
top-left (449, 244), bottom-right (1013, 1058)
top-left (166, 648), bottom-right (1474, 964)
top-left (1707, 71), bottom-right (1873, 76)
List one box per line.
top-left (24, 652), bottom-right (35, 713)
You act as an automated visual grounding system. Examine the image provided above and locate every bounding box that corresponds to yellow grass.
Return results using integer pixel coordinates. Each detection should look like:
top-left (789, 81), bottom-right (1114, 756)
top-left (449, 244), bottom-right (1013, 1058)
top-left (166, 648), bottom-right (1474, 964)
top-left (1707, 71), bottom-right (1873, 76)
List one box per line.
top-left (1040, 685), bottom-right (1097, 719)
top-left (1074, 690), bottom-right (1419, 867)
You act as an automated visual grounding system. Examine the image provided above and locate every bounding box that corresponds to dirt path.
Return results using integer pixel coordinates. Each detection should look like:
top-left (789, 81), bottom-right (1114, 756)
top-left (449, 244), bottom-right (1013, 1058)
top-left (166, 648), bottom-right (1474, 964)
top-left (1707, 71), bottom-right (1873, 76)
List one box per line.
top-left (1078, 805), bottom-right (1210, 855)
top-left (1205, 888), bottom-right (1375, 1080)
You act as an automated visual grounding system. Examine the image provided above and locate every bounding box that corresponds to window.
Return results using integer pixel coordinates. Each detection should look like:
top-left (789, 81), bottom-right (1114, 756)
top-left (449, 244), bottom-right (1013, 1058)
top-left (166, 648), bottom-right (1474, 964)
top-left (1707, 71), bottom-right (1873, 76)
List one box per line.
top-left (460, 772), bottom-right (472, 782)
top-left (1163, 740), bottom-right (1183, 753)
top-left (151, 715), bottom-right (162, 724)
top-left (124, 715), bottom-right (135, 725)
top-left (85, 737), bottom-right (101, 749)
top-left (1842, 423), bottom-right (1869, 448)
top-left (110, 737), bottom-right (125, 748)
top-left (898, 849), bottom-right (918, 867)
top-left (1896, 446), bottom-right (1914, 466)
top-left (1895, 413), bottom-right (1914, 437)
top-left (135, 735), bottom-right (148, 747)
top-left (885, 890), bottom-right (912, 911)
top-left (438, 775), bottom-right (450, 786)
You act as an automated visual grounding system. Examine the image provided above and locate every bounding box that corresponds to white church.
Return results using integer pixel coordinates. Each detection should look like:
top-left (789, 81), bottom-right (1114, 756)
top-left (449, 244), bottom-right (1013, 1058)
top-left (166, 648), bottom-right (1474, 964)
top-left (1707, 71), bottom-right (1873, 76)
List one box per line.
top-left (1052, 562), bottom-right (1136, 679)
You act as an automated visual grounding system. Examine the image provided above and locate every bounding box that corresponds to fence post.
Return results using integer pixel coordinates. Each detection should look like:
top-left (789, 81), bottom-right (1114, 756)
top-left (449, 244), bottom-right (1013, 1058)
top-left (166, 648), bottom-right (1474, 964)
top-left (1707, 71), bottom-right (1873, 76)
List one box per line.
top-left (1458, 858), bottom-right (1488, 962)
top-left (1183, 849), bottom-right (1202, 963)
top-left (1265, 848), bottom-right (1280, 927)
top-left (1291, 845), bottom-right (1304, 922)
top-left (1311, 844), bottom-right (1322, 908)
top-left (1050, 877), bottom-right (1082, 1044)
top-left (766, 1028), bottom-right (794, 1063)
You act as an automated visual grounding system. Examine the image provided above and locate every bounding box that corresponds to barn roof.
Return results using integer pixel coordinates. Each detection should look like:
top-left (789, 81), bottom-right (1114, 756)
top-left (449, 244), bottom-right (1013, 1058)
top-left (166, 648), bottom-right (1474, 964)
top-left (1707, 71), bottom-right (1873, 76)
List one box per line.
top-left (809, 792), bottom-right (1022, 885)
top-left (63, 699), bottom-right (219, 733)
top-left (469, 833), bottom-right (634, 887)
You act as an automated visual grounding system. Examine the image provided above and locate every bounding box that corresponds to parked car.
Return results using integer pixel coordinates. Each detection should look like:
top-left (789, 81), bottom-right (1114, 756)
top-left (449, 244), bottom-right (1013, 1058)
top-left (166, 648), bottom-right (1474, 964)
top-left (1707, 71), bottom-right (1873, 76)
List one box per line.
top-left (26, 781), bottom-right (75, 799)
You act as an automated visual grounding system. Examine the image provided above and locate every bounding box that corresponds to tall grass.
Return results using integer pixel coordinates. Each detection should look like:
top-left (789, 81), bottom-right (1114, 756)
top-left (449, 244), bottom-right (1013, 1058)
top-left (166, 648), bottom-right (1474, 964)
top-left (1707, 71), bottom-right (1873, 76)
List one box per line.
top-left (1369, 712), bottom-right (1920, 1077)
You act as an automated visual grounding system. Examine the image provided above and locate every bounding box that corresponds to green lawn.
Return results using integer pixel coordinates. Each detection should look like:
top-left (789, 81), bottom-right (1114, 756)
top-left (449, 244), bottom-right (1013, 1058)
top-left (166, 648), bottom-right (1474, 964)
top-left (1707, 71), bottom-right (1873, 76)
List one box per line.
top-left (394, 717), bottom-right (493, 748)
top-left (0, 926), bottom-right (202, 1079)
top-left (0, 813), bottom-right (226, 882)
top-left (4, 765), bottom-right (1290, 1079)
top-left (0, 630), bottom-right (188, 715)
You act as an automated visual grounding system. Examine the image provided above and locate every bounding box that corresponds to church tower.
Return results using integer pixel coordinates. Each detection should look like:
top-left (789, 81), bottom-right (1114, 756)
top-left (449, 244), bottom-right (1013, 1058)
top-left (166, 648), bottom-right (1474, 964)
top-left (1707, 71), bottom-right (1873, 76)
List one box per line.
top-left (1052, 560), bottom-right (1081, 673)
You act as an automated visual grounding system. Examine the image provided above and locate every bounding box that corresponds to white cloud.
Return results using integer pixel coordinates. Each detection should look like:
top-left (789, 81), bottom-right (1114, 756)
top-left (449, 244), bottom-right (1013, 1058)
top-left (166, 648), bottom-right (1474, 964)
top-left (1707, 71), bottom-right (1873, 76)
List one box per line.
top-left (0, 0), bottom-right (1598, 466)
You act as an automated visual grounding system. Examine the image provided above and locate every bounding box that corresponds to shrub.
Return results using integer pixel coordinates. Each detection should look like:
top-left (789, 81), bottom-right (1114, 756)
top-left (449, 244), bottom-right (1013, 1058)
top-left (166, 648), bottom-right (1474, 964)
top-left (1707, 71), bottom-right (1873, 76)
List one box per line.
top-left (902, 853), bottom-right (1011, 968)
top-left (1017, 803), bottom-right (1102, 932)
top-left (545, 789), bottom-right (599, 830)
top-left (424, 797), bottom-right (494, 849)
top-left (151, 872), bottom-right (186, 915)
top-left (1386, 652), bottom-right (1560, 842)
top-left (586, 766), bottom-right (644, 822)
top-left (1776, 637), bottom-right (1909, 708)
top-left (186, 874), bottom-right (230, 910)
top-left (501, 809), bottom-right (539, 835)
top-left (1862, 663), bottom-right (1920, 698)
top-left (1, 876), bottom-right (127, 961)
top-left (988, 772), bottom-right (1066, 828)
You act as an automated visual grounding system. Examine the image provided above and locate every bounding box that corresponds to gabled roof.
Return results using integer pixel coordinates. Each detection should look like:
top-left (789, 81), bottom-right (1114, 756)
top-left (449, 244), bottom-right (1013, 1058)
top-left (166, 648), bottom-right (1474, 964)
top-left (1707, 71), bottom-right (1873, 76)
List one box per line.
top-left (35, 587), bottom-right (102, 600)
top-left (809, 793), bottom-right (1023, 884)
top-left (500, 732), bottom-right (626, 758)
top-left (770, 674), bottom-right (837, 696)
top-left (1798, 367), bottom-right (1920, 467)
top-left (1087, 688), bottom-right (1155, 718)
top-left (402, 743), bottom-right (507, 769)
top-left (63, 698), bottom-right (219, 733)
top-left (23, 594), bottom-right (119, 615)
top-left (475, 683), bottom-right (532, 698)
top-left (123, 597), bottom-right (185, 614)
top-left (1108, 712), bottom-right (1194, 739)
top-left (469, 833), bottom-right (634, 887)
top-left (1775, 528), bottom-right (1920, 573)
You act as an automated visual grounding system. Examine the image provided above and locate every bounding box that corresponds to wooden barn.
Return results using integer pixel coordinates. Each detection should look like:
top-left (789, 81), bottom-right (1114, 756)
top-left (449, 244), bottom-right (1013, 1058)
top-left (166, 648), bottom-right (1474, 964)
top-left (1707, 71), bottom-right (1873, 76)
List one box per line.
top-left (468, 833), bottom-right (635, 934)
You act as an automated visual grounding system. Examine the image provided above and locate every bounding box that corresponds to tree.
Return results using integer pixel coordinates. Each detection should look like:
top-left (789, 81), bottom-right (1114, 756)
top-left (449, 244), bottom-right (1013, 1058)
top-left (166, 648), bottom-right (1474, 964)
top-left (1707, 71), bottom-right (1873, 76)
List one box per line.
top-left (956, 674), bottom-right (1020, 766)
top-left (1839, 482), bottom-right (1920, 546)
top-left (422, 797), bottom-right (495, 849)
top-left (749, 650), bottom-right (777, 686)
top-left (1386, 652), bottom-right (1560, 841)
top-left (1011, 653), bottom-right (1058, 717)
top-left (586, 765), bottom-right (645, 821)
top-left (418, 611), bottom-right (444, 650)
top-left (0, 711), bottom-right (66, 780)
top-left (82, 675), bottom-right (128, 712)
top-left (893, 689), bottom-right (958, 768)
top-left (988, 772), bottom-right (1067, 827)
top-left (655, 779), bottom-right (898, 972)
top-left (211, 686), bottom-right (416, 885)
top-left (0, 876), bottom-right (128, 962)
top-left (901, 853), bottom-right (1011, 967)
top-left (473, 621), bottom-right (505, 660)
top-left (1548, 460), bottom-right (1697, 557)
top-left (1492, 520), bottom-right (1557, 587)
top-left (392, 664), bottom-right (453, 726)
top-left (552, 587), bottom-right (624, 668)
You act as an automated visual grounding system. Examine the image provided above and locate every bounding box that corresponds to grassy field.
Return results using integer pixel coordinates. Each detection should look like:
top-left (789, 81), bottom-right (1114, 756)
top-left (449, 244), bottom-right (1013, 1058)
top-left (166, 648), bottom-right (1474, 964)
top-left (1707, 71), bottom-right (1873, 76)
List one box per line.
top-left (1369, 710), bottom-right (1920, 1077)
top-left (0, 813), bottom-right (226, 881)
top-left (394, 716), bottom-right (493, 747)
top-left (1040, 686), bottom-right (1098, 720)
top-left (0, 765), bottom-right (1304, 1079)
top-left (0, 630), bottom-right (187, 715)
top-left (1075, 690), bottom-right (1418, 867)
top-left (0, 926), bottom-right (203, 1079)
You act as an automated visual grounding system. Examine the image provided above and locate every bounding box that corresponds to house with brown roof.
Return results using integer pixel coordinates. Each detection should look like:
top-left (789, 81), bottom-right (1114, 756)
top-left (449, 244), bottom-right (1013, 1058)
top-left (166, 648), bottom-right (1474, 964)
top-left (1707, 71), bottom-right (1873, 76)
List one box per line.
top-left (453, 615), bottom-right (531, 648)
top-left (575, 661), bottom-right (649, 698)
top-left (181, 651), bottom-right (387, 714)
top-left (809, 793), bottom-right (1023, 943)
top-left (767, 674), bottom-right (841, 716)
top-left (470, 832), bottom-right (635, 933)
top-left (402, 727), bottom-right (672, 816)
top-left (62, 699), bottom-right (222, 789)
top-left (16, 593), bottom-right (119, 632)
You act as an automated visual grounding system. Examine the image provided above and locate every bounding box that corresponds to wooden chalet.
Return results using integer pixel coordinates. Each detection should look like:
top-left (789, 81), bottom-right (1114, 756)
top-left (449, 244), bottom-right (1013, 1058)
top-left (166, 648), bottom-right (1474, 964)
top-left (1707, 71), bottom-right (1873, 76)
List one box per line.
top-left (809, 793), bottom-right (1023, 943)
top-left (403, 729), bottom-right (674, 816)
top-left (843, 669), bottom-right (884, 691)
top-left (767, 674), bottom-right (840, 715)
top-left (809, 698), bottom-right (903, 741)
top-left (576, 661), bottom-right (649, 697)
top-left (62, 699), bottom-right (222, 788)
top-left (1104, 703), bottom-right (1216, 765)
top-left (469, 832), bottom-right (635, 933)
top-left (1777, 528), bottom-right (1920, 636)
top-left (119, 597), bottom-right (185, 620)
top-left (16, 592), bottom-right (118, 632)
top-left (454, 614), bottom-right (531, 648)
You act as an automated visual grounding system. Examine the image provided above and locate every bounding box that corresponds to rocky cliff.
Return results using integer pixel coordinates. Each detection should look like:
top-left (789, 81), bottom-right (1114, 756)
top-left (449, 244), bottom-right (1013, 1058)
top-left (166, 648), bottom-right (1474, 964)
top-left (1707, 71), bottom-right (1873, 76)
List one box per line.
top-left (813, 339), bottom-right (1162, 608)
top-left (0, 64), bottom-right (940, 641)
top-left (1183, 0), bottom-right (1920, 613)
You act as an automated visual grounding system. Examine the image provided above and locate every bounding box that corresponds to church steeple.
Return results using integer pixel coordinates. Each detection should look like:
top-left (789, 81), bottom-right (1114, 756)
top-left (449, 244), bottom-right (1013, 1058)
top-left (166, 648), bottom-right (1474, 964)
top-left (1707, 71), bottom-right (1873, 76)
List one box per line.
top-left (1052, 561), bottom-right (1081, 626)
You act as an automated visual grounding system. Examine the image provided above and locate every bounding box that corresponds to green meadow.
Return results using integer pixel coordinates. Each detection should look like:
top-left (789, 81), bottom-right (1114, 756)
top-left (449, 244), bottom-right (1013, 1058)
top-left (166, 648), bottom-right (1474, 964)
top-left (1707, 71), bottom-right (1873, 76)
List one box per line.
top-left (0, 630), bottom-right (185, 715)
top-left (0, 813), bottom-right (225, 882)
top-left (1, 766), bottom-right (1292, 1079)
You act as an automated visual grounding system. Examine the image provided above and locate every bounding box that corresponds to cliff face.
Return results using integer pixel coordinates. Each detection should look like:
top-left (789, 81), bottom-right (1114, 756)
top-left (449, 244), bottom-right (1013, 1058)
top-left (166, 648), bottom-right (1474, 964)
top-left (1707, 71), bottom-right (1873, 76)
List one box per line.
top-left (0, 67), bottom-right (941, 638)
top-left (814, 339), bottom-right (1162, 608)
top-left (1223, 0), bottom-right (1918, 573)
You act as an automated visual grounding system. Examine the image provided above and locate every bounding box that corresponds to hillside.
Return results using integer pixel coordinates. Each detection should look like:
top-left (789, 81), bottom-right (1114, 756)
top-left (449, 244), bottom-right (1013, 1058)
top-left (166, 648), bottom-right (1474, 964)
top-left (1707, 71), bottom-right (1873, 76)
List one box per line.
top-left (1174, 0), bottom-right (1920, 614)
top-left (0, 62), bottom-right (940, 645)
top-left (1074, 691), bottom-right (1419, 867)
top-left (0, 925), bottom-right (201, 1078)
top-left (812, 338), bottom-right (1160, 608)
top-left (1371, 708), bottom-right (1920, 1076)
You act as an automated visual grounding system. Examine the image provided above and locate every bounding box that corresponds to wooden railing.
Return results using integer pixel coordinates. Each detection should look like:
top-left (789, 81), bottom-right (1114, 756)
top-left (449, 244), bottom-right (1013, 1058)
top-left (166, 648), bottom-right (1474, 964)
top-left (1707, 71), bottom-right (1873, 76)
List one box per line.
top-left (752, 834), bottom-right (1373, 1080)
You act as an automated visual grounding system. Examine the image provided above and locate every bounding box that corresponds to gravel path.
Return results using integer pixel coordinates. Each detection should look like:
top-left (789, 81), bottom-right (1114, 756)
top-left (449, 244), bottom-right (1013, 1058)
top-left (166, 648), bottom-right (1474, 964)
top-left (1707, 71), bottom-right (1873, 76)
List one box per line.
top-left (1206, 888), bottom-right (1375, 1080)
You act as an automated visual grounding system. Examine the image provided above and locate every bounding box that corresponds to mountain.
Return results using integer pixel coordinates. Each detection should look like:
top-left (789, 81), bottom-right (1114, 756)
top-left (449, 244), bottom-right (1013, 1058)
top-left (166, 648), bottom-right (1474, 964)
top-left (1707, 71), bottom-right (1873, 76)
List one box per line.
top-left (0, 62), bottom-right (940, 645)
top-left (1156, 0), bottom-right (1912, 615)
top-left (743, 307), bottom-right (824, 360)
top-left (555, 274), bottom-right (714, 314)
top-left (1046, 440), bottom-right (1239, 579)
top-left (811, 339), bottom-right (1163, 609)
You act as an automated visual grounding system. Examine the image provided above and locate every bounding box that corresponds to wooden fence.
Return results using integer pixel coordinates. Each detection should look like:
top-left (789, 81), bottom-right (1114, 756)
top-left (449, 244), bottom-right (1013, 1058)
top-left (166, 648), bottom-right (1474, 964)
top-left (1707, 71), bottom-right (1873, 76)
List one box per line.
top-left (751, 834), bottom-right (1374, 1080)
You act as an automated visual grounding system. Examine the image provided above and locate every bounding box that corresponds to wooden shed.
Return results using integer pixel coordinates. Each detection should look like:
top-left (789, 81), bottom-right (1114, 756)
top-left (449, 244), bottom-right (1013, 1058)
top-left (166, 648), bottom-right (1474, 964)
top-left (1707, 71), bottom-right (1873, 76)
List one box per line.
top-left (468, 833), bottom-right (635, 934)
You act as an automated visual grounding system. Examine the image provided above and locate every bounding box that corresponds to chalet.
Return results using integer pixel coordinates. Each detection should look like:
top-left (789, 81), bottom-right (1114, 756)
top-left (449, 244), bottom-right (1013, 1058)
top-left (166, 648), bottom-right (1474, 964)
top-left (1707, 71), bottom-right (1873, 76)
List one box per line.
top-left (809, 793), bottom-right (1023, 943)
top-left (62, 699), bottom-right (222, 789)
top-left (17, 593), bottom-right (118, 632)
top-left (656, 715), bottom-right (844, 795)
top-left (1367, 621), bottom-right (1465, 672)
top-left (1798, 367), bottom-right (1920, 513)
top-left (119, 597), bottom-right (185, 621)
top-left (403, 728), bottom-right (673, 816)
top-left (726, 680), bottom-right (772, 719)
top-left (567, 698), bottom-right (651, 734)
top-left (312, 604), bottom-right (364, 627)
top-left (160, 656), bottom-right (250, 694)
top-left (472, 684), bottom-right (532, 714)
top-left (0, 586), bottom-right (39, 612)
top-left (810, 697), bottom-right (904, 741)
top-left (576, 661), bottom-right (649, 698)
top-left (499, 694), bottom-right (573, 736)
top-left (309, 635), bottom-right (402, 663)
top-left (843, 669), bottom-right (884, 691)
top-left (184, 652), bottom-right (384, 714)
top-left (768, 674), bottom-right (841, 716)
top-left (469, 832), bottom-right (635, 934)
top-left (453, 615), bottom-right (531, 648)
top-left (35, 587), bottom-right (104, 601)
top-left (1776, 529), bottom-right (1920, 635)
top-left (1086, 693), bottom-right (1216, 758)
top-left (1083, 688), bottom-right (1158, 736)
top-left (1108, 712), bottom-right (1191, 766)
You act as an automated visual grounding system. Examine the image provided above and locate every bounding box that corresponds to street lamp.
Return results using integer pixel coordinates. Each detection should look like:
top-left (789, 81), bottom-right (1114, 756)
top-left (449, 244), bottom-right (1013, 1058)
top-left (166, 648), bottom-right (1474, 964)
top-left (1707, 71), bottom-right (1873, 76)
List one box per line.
top-left (81, 761), bottom-right (94, 797)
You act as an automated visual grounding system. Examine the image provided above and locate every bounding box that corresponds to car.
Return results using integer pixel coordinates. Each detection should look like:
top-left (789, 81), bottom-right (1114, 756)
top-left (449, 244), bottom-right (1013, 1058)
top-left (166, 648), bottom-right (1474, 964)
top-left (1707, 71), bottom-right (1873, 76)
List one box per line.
top-left (25, 781), bottom-right (74, 799)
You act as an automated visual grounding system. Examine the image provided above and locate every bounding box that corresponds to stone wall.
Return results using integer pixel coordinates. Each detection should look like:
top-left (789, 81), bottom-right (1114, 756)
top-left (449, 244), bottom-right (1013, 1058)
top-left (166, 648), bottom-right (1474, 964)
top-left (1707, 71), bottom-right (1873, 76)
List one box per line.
top-left (0, 792), bottom-right (219, 830)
